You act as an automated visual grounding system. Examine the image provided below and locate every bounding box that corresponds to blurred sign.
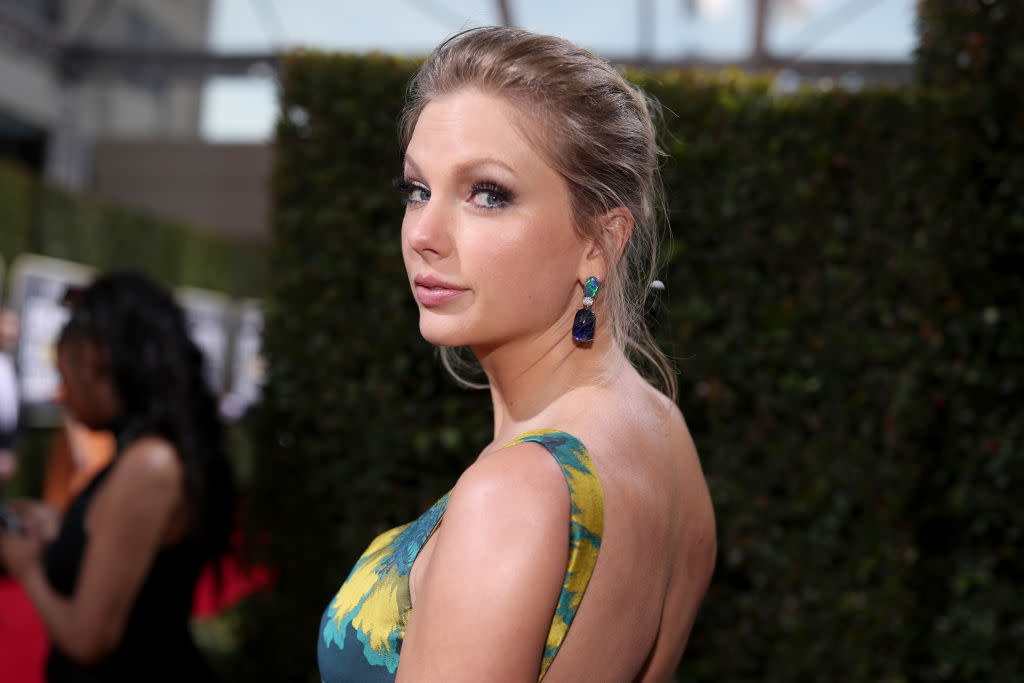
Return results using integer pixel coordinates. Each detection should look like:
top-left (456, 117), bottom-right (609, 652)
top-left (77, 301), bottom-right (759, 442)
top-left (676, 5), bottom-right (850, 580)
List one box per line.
top-left (0, 255), bottom-right (14, 440)
top-left (221, 299), bottom-right (265, 421)
top-left (176, 287), bottom-right (231, 395)
top-left (8, 255), bottom-right (94, 417)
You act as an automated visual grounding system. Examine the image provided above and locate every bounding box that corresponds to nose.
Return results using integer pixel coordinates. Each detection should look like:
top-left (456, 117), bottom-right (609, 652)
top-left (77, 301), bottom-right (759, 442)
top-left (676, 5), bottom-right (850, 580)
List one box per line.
top-left (402, 197), bottom-right (452, 259)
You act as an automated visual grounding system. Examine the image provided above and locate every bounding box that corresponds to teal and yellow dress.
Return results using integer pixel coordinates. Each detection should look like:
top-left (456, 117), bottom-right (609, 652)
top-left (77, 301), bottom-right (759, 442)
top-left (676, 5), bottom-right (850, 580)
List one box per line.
top-left (317, 430), bottom-right (604, 682)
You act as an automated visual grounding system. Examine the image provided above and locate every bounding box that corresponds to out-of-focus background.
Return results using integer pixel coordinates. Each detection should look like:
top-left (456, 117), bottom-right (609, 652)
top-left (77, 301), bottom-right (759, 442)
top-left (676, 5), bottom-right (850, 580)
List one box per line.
top-left (1, 0), bottom-right (917, 244)
top-left (1, 2), bottom-right (1021, 682)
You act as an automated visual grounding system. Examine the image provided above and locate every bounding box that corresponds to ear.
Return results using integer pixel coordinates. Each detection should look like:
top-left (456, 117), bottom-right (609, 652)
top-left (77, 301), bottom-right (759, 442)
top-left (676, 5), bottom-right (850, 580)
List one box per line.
top-left (578, 207), bottom-right (635, 284)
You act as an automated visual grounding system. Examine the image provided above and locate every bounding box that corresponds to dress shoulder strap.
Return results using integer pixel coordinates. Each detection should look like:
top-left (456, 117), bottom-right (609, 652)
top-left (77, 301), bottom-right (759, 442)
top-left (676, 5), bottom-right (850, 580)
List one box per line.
top-left (504, 429), bottom-right (605, 680)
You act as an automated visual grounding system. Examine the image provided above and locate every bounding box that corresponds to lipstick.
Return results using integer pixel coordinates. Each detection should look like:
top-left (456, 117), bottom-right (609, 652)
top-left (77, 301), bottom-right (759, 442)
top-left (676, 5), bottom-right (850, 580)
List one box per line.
top-left (414, 275), bottom-right (467, 307)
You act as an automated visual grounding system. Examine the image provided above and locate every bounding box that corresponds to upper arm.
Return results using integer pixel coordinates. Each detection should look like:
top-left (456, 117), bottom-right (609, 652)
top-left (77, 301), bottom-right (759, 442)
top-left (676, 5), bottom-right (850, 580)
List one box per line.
top-left (397, 443), bottom-right (570, 683)
top-left (66, 438), bottom-right (185, 662)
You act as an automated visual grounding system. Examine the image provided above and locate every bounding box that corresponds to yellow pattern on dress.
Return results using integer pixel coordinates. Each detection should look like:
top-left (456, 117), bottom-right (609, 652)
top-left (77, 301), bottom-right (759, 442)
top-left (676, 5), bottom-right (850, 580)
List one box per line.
top-left (505, 430), bottom-right (605, 680)
top-left (317, 429), bottom-right (603, 682)
top-left (328, 526), bottom-right (407, 658)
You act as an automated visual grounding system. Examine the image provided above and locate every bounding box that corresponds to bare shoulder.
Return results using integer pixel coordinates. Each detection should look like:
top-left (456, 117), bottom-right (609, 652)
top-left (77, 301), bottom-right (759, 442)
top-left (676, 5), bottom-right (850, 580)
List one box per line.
top-left (83, 436), bottom-right (188, 556)
top-left (118, 436), bottom-right (183, 482)
top-left (101, 436), bottom-right (185, 505)
top-left (446, 441), bottom-right (570, 534)
top-left (400, 442), bottom-right (570, 680)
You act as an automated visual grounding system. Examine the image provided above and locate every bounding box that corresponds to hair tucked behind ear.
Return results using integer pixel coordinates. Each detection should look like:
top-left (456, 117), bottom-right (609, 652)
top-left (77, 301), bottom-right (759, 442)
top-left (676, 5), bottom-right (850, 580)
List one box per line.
top-left (401, 26), bottom-right (677, 401)
top-left (58, 272), bottom-right (235, 564)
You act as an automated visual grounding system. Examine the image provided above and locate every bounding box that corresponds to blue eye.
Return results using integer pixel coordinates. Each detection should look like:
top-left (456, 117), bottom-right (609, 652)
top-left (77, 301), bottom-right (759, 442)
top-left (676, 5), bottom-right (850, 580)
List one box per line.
top-left (469, 183), bottom-right (513, 209)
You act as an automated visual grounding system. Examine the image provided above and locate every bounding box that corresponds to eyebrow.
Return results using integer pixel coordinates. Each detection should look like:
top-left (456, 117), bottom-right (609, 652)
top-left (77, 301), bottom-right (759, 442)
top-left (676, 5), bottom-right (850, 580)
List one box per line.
top-left (403, 154), bottom-right (518, 179)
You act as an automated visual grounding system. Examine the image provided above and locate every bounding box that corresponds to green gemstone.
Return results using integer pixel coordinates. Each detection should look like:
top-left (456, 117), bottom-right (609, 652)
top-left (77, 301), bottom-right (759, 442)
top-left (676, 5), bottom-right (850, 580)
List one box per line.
top-left (583, 277), bottom-right (600, 299)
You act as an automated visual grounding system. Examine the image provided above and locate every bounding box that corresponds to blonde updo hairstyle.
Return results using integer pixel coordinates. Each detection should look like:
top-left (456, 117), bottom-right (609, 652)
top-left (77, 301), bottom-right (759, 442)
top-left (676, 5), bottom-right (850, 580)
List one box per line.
top-left (400, 26), bottom-right (677, 401)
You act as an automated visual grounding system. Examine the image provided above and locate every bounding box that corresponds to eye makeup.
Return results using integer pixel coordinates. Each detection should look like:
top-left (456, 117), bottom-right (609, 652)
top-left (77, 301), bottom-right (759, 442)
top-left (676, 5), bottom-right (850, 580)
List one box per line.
top-left (468, 181), bottom-right (515, 210)
top-left (394, 171), bottom-right (518, 211)
top-left (393, 177), bottom-right (429, 206)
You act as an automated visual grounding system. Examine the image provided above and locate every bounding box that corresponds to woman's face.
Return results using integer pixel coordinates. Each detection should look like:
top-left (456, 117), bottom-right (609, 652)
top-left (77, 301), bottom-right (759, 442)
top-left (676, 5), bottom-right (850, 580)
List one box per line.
top-left (401, 89), bottom-right (591, 352)
top-left (56, 340), bottom-right (119, 430)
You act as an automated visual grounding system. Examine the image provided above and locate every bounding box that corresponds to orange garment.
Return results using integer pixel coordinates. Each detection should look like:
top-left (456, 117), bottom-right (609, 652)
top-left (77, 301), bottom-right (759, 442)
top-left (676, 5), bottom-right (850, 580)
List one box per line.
top-left (42, 416), bottom-right (116, 513)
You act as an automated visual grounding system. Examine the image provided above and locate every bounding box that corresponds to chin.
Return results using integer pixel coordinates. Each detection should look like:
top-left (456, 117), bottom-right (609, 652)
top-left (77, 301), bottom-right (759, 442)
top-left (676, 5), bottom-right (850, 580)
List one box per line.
top-left (418, 315), bottom-right (477, 348)
top-left (418, 324), bottom-right (461, 347)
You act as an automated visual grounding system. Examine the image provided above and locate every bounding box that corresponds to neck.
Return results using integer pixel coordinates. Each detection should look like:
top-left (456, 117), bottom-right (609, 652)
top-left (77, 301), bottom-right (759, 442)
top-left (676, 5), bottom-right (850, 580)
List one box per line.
top-left (474, 316), bottom-right (627, 445)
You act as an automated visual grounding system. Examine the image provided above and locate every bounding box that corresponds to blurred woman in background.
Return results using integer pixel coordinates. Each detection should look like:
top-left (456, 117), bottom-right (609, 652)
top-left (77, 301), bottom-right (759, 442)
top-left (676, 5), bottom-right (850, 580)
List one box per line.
top-left (0, 271), bottom-right (235, 682)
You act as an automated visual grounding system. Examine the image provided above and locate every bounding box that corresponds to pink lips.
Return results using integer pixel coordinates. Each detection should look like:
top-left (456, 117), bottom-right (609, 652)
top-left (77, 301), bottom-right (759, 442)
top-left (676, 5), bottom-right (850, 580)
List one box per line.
top-left (413, 274), bottom-right (467, 307)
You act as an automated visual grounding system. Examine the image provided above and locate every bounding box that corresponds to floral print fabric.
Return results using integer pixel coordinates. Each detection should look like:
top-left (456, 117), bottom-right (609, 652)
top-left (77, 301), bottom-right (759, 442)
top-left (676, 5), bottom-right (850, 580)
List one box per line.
top-left (317, 430), bottom-right (604, 682)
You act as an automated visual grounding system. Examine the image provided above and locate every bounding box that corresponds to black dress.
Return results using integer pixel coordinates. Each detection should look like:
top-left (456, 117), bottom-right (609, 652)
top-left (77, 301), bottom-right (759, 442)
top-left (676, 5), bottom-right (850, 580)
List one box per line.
top-left (42, 455), bottom-right (216, 682)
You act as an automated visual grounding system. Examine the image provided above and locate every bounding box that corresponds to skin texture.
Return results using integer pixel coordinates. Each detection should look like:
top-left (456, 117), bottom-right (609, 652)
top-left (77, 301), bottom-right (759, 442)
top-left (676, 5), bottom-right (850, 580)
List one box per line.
top-left (0, 341), bottom-right (190, 665)
top-left (395, 90), bottom-right (716, 682)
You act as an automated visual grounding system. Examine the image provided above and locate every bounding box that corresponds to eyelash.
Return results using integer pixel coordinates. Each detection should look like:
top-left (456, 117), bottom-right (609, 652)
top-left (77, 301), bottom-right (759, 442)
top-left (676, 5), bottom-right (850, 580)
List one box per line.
top-left (470, 182), bottom-right (514, 210)
top-left (392, 178), bottom-right (515, 210)
top-left (394, 178), bottom-right (428, 206)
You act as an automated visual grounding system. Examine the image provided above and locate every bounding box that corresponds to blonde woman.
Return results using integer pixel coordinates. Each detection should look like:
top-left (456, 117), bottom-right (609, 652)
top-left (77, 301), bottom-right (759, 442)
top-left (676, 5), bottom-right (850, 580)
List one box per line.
top-left (318, 27), bottom-right (716, 682)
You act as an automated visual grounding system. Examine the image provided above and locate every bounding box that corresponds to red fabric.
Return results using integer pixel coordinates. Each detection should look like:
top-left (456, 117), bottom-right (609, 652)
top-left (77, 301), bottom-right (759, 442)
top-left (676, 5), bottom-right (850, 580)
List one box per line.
top-left (190, 553), bottom-right (275, 619)
top-left (0, 576), bottom-right (47, 683)
top-left (0, 555), bottom-right (272, 682)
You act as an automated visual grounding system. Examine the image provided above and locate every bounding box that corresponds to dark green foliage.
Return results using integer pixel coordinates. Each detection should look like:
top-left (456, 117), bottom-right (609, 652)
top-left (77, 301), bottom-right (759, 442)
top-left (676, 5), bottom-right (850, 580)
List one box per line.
top-left (0, 161), bottom-right (33, 268)
top-left (636, 70), bottom-right (1022, 682)
top-left (916, 0), bottom-right (1024, 100)
top-left (244, 26), bottom-right (1022, 683)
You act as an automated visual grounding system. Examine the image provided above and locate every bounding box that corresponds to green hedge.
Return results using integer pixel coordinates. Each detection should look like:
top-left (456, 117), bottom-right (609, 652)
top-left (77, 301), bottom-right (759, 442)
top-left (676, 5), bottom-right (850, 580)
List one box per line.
top-left (0, 161), bottom-right (34, 273)
top-left (916, 0), bottom-right (1024, 100)
top-left (640, 71), bottom-right (1021, 681)
top-left (240, 12), bottom-right (1022, 683)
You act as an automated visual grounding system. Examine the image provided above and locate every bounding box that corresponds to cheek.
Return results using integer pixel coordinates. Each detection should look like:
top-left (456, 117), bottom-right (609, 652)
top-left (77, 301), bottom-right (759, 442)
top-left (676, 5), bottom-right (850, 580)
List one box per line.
top-left (478, 232), bottom-right (568, 307)
top-left (476, 233), bottom-right (528, 282)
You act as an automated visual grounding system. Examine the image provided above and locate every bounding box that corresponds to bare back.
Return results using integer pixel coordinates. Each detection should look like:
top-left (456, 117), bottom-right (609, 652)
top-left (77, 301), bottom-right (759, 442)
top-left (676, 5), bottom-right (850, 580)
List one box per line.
top-left (541, 373), bottom-right (716, 682)
top-left (403, 367), bottom-right (716, 682)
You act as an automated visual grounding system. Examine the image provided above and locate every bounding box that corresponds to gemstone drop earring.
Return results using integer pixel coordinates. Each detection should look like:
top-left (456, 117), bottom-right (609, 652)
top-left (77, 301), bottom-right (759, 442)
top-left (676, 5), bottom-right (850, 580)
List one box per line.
top-left (571, 277), bottom-right (599, 343)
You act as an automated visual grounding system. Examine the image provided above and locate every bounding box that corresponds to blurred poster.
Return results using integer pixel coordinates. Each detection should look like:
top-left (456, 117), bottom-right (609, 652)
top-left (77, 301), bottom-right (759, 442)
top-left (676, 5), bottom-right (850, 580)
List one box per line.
top-left (0, 254), bottom-right (13, 443)
top-left (8, 255), bottom-right (94, 415)
top-left (221, 299), bottom-right (265, 421)
top-left (176, 287), bottom-right (231, 395)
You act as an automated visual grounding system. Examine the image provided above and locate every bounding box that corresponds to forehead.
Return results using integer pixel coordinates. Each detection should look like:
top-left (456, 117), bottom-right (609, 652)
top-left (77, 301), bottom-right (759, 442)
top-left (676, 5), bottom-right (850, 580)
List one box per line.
top-left (406, 89), bottom-right (550, 174)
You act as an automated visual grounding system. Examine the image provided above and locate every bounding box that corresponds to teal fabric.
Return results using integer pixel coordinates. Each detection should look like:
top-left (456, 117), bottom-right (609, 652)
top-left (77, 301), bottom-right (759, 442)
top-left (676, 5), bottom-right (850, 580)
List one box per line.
top-left (317, 430), bottom-right (605, 682)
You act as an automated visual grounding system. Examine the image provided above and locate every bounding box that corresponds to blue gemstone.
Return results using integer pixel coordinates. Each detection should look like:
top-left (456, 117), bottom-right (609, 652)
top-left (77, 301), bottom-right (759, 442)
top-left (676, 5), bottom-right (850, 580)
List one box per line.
top-left (572, 308), bottom-right (596, 343)
top-left (583, 277), bottom-right (600, 299)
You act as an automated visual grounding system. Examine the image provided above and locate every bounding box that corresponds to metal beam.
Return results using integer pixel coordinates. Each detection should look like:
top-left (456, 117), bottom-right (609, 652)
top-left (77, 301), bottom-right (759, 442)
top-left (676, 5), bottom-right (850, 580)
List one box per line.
top-left (3, 1), bottom-right (906, 87)
top-left (0, 3), bottom-right (279, 82)
top-left (751, 0), bottom-right (770, 65)
top-left (58, 43), bottom-right (280, 82)
top-left (0, 2), bottom-right (61, 61)
top-left (496, 0), bottom-right (514, 27)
